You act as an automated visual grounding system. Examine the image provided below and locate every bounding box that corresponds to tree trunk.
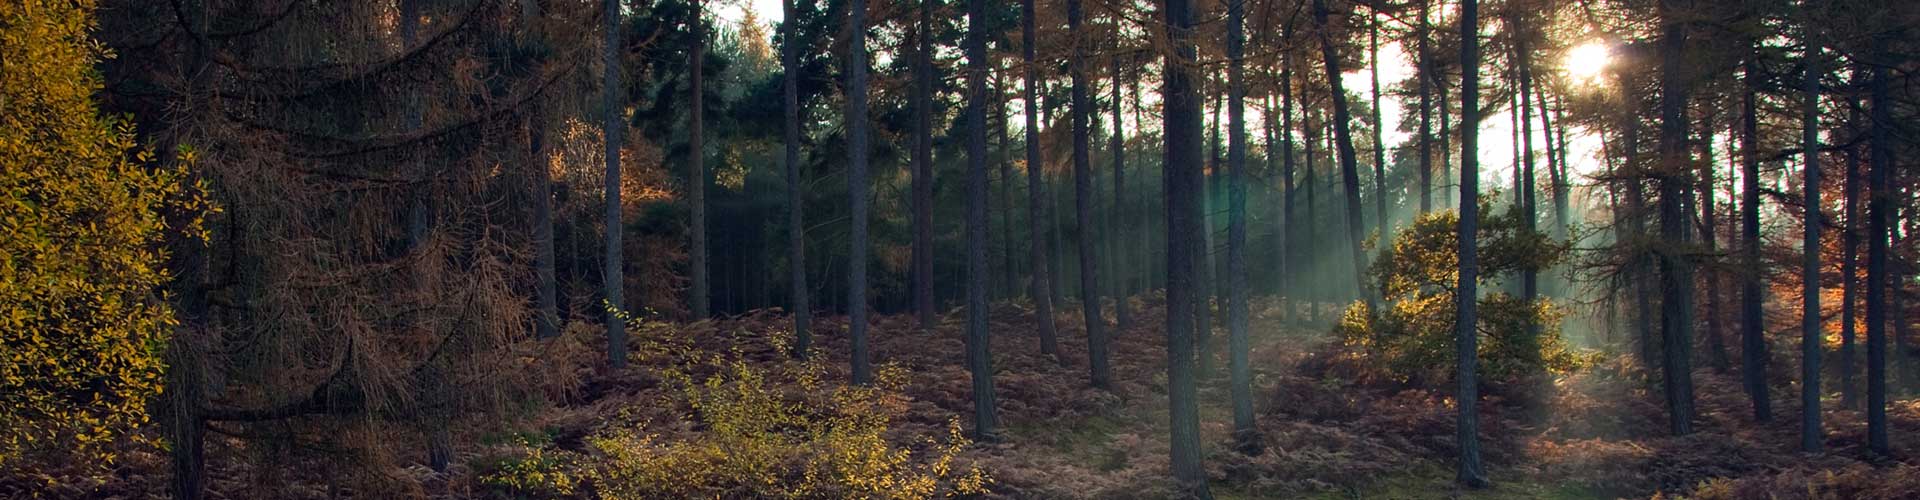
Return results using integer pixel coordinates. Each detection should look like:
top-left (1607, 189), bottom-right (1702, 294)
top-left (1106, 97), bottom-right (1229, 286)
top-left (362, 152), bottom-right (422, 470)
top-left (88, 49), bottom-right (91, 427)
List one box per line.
top-left (1454, 0), bottom-right (1488, 486)
top-left (1738, 52), bottom-right (1770, 421)
top-left (1865, 29), bottom-right (1893, 455)
top-left (783, 0), bottom-right (811, 358)
top-left (847, 0), bottom-right (873, 385)
top-left (1161, 0), bottom-right (1210, 495)
top-left (1369, 11), bottom-right (1389, 239)
top-left (1416, 0), bottom-right (1433, 214)
top-left (963, 0), bottom-right (1000, 440)
top-left (1698, 113), bottom-right (1729, 373)
top-left (690, 0), bottom-right (709, 319)
top-left (1226, 0), bottom-right (1257, 455)
top-left (1281, 41), bottom-right (1297, 318)
top-left (1311, 0), bottom-right (1372, 305)
top-left (1111, 55), bottom-right (1134, 331)
top-left (912, 0), bottom-right (936, 331)
top-left (1439, 73), bottom-right (1453, 208)
top-left (1843, 133), bottom-right (1861, 408)
top-left (1022, 0), bottom-right (1060, 360)
top-left (1068, 0), bottom-right (1110, 388)
top-left (602, 0), bottom-right (627, 370)
top-left (1655, 0), bottom-right (1696, 435)
top-left (1516, 41), bottom-right (1539, 343)
top-left (1000, 81), bottom-right (1018, 299)
top-left (1797, 1), bottom-right (1824, 450)
top-left (1303, 109), bottom-right (1319, 323)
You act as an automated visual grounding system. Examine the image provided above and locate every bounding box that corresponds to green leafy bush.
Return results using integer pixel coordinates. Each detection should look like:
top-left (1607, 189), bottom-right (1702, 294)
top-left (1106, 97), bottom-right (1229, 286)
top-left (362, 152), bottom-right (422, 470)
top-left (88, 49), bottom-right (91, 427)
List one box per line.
top-left (1335, 206), bottom-right (1584, 387)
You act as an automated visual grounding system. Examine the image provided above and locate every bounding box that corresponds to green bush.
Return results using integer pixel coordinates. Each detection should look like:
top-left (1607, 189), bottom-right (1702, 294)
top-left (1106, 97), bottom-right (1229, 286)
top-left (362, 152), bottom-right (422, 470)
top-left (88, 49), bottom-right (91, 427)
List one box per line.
top-left (1336, 205), bottom-right (1584, 387)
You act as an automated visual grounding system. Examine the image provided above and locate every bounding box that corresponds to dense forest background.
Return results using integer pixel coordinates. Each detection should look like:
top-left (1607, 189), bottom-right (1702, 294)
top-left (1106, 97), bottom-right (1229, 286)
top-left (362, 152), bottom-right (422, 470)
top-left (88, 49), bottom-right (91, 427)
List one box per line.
top-left (3, 0), bottom-right (1919, 498)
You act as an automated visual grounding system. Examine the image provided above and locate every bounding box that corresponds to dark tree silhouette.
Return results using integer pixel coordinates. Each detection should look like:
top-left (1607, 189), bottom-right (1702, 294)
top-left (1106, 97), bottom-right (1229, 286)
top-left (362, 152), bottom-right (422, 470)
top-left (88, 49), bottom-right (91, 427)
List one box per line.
top-left (1865, 23), bottom-right (1892, 455)
top-left (1655, 0), bottom-right (1696, 436)
top-left (1068, 0), bottom-right (1110, 389)
top-left (690, 0), bottom-right (709, 319)
top-left (783, 0), bottom-right (811, 359)
top-left (603, 0), bottom-right (627, 370)
top-left (1225, 0), bottom-right (1256, 456)
top-left (1455, 0), bottom-right (1488, 487)
top-left (1311, 0), bottom-right (1371, 304)
top-left (1739, 46), bottom-right (1770, 422)
top-left (1022, 0), bottom-right (1061, 360)
top-left (1797, 0), bottom-right (1824, 452)
top-left (847, 0), bottom-right (873, 385)
top-left (1161, 0), bottom-right (1210, 496)
top-left (912, 0), bottom-right (936, 331)
top-left (964, 0), bottom-right (1000, 440)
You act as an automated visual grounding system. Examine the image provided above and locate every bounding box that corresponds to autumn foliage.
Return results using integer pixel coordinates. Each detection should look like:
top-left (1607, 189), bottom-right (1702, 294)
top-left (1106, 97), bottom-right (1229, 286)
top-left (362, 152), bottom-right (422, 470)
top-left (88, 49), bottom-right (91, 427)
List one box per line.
top-left (0, 0), bottom-right (202, 465)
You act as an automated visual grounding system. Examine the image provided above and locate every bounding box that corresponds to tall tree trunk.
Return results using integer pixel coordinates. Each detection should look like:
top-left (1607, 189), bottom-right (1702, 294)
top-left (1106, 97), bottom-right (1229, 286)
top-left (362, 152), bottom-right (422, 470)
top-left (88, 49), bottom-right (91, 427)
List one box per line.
top-left (1000, 82), bottom-right (1018, 299)
top-left (1311, 0), bottom-right (1372, 304)
top-left (783, 0), bottom-right (811, 358)
top-left (1303, 109), bottom-right (1319, 323)
top-left (1439, 73), bottom-right (1453, 208)
top-left (524, 4), bottom-right (558, 343)
top-left (1022, 0), bottom-right (1061, 360)
top-left (1865, 26), bottom-right (1893, 455)
top-left (847, 0), bottom-right (873, 385)
top-left (602, 0), bottom-right (627, 370)
top-left (1516, 41), bottom-right (1539, 343)
top-left (1280, 43), bottom-right (1298, 319)
top-left (1797, 0), bottom-right (1824, 450)
top-left (1738, 51), bottom-right (1770, 421)
top-left (1416, 0), bottom-right (1433, 214)
top-left (690, 0), bottom-right (709, 319)
top-left (1699, 113), bottom-right (1729, 373)
top-left (164, 6), bottom-right (213, 497)
top-left (1162, 0), bottom-right (1210, 495)
top-left (1843, 134), bottom-right (1861, 408)
top-left (912, 0), bottom-right (937, 331)
top-left (1454, 0), bottom-right (1488, 486)
top-left (1655, 0), bottom-right (1696, 436)
top-left (1369, 11), bottom-right (1388, 239)
top-left (1225, 0), bottom-right (1257, 455)
top-left (1068, 0), bottom-right (1110, 388)
top-left (1111, 55), bottom-right (1134, 331)
top-left (964, 0), bottom-right (1000, 440)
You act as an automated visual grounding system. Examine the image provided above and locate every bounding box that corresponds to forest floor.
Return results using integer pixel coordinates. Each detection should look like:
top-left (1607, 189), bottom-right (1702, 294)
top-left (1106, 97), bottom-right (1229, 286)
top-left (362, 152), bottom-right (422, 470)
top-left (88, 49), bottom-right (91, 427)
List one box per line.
top-left (14, 296), bottom-right (1920, 499)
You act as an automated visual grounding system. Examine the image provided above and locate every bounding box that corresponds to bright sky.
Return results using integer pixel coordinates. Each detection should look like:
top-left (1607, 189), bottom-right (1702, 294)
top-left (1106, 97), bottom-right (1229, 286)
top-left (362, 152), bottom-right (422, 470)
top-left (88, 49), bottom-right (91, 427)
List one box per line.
top-left (715, 4), bottom-right (1616, 202)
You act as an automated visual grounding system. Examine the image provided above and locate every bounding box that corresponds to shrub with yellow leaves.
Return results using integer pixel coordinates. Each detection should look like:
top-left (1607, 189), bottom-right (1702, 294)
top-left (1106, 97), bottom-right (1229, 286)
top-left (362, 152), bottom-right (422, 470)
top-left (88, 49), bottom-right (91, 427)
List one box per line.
top-left (482, 313), bottom-right (989, 499)
top-left (0, 0), bottom-right (206, 465)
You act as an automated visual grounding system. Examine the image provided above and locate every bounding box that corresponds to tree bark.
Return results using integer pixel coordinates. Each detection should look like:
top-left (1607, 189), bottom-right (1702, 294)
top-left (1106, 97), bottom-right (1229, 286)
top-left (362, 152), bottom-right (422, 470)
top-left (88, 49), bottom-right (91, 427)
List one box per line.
top-left (1068, 0), bottom-right (1110, 388)
top-left (1865, 26), bottom-right (1893, 454)
top-left (690, 0), bottom-right (709, 319)
top-left (1369, 11), bottom-right (1389, 239)
top-left (1023, 0), bottom-right (1061, 360)
top-left (1416, 0), bottom-right (1433, 214)
top-left (1311, 0), bottom-right (1372, 305)
top-left (1111, 55), bottom-right (1134, 331)
top-left (912, 0), bottom-right (937, 331)
top-left (1797, 0), bottom-right (1824, 450)
top-left (783, 0), bottom-right (811, 358)
top-left (602, 0), bottom-right (627, 370)
top-left (964, 0), bottom-right (1000, 440)
top-left (1162, 0), bottom-right (1211, 495)
top-left (1655, 0), bottom-right (1696, 436)
top-left (847, 0), bottom-right (873, 384)
top-left (1455, 0), bottom-right (1488, 486)
top-left (1738, 51), bottom-right (1770, 421)
top-left (1226, 0), bottom-right (1257, 455)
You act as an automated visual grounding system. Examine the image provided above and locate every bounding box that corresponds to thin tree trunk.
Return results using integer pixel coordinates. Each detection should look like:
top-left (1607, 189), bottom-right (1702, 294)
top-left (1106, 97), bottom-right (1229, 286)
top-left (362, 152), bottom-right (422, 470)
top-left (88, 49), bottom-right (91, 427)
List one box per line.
top-left (847, 0), bottom-right (873, 385)
top-left (1739, 52), bottom-right (1770, 421)
top-left (1439, 74), bottom-right (1453, 208)
top-left (1226, 0), bottom-right (1257, 455)
top-left (1369, 11), bottom-right (1389, 239)
top-left (1699, 113), bottom-right (1729, 373)
top-left (1655, 0), bottom-right (1696, 436)
top-left (964, 0), bottom-right (1000, 440)
top-left (912, 0), bottom-right (936, 331)
top-left (1303, 109), bottom-right (1319, 323)
top-left (1021, 0), bottom-right (1060, 360)
top-left (1416, 0), bottom-right (1433, 214)
top-left (690, 0), bottom-right (709, 319)
top-left (1111, 55), bottom-right (1134, 331)
top-left (1312, 0), bottom-right (1372, 305)
top-left (1000, 81), bottom-right (1018, 300)
top-left (783, 0), bottom-right (811, 358)
top-left (1281, 44), bottom-right (1297, 319)
top-left (1516, 41), bottom-right (1539, 344)
top-left (1454, 0), bottom-right (1488, 486)
top-left (1843, 137), bottom-right (1861, 408)
top-left (1797, 0), bottom-right (1824, 450)
top-left (602, 0), bottom-right (627, 370)
top-left (1865, 28), bottom-right (1893, 454)
top-left (1068, 0), bottom-right (1110, 388)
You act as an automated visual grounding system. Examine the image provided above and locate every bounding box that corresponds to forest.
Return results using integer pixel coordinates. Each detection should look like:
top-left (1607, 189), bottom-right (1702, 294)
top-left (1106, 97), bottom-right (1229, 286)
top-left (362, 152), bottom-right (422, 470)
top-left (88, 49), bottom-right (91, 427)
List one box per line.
top-left (2, 0), bottom-right (1919, 498)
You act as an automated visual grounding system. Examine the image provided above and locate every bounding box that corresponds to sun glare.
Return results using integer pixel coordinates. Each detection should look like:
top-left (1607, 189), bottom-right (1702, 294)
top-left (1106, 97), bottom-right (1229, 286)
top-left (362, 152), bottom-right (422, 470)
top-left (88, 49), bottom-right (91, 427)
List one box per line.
top-left (1564, 42), bottom-right (1611, 86)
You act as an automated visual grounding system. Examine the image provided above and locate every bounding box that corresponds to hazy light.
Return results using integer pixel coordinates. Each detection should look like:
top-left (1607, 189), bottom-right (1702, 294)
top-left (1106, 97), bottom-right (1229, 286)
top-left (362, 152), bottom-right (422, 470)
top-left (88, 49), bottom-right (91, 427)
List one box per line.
top-left (1563, 42), bottom-right (1611, 86)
